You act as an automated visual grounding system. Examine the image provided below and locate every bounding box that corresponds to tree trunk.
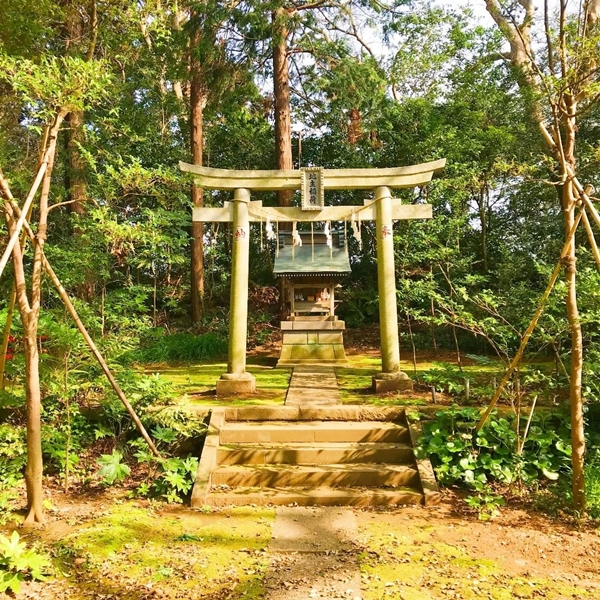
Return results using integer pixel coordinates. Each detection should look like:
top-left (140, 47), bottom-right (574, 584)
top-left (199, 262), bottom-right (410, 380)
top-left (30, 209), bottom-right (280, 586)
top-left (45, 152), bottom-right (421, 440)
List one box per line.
top-left (272, 7), bottom-right (293, 207)
top-left (563, 181), bottom-right (586, 512)
top-left (562, 89), bottom-right (586, 513)
top-left (66, 110), bottom-right (87, 216)
top-left (23, 315), bottom-right (45, 526)
top-left (190, 13), bottom-right (206, 323)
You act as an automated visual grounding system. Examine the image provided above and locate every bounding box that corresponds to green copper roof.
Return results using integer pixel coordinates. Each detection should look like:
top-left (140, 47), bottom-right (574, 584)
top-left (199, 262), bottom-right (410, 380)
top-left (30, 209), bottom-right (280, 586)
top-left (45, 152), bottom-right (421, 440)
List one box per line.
top-left (273, 234), bottom-right (351, 276)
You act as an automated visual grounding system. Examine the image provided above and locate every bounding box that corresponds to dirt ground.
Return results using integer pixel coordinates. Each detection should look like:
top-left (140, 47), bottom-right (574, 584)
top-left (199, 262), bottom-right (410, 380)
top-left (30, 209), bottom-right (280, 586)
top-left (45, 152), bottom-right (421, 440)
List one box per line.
top-left (3, 489), bottom-right (599, 600)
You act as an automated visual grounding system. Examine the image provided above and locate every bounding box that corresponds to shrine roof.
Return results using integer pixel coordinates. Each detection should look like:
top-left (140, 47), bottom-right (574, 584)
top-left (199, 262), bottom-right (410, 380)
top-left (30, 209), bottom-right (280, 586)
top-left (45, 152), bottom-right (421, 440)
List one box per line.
top-left (273, 233), bottom-right (351, 277)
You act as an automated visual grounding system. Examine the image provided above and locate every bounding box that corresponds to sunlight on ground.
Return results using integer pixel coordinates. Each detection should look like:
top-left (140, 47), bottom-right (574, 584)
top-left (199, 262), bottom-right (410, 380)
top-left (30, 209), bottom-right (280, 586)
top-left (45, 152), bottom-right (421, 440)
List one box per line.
top-left (146, 361), bottom-right (292, 406)
top-left (358, 516), bottom-right (591, 600)
top-left (47, 502), bottom-right (275, 599)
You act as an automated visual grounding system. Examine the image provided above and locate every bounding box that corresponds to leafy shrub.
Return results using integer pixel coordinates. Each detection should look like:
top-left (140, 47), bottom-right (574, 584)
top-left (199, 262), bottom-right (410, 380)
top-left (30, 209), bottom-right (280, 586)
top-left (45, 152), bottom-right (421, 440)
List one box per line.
top-left (422, 362), bottom-right (466, 395)
top-left (142, 456), bottom-right (199, 503)
top-left (125, 330), bottom-right (227, 363)
top-left (97, 450), bottom-right (131, 485)
top-left (0, 531), bottom-right (50, 593)
top-left (0, 425), bottom-right (27, 489)
top-left (130, 425), bottom-right (200, 502)
top-left (417, 407), bottom-right (572, 490)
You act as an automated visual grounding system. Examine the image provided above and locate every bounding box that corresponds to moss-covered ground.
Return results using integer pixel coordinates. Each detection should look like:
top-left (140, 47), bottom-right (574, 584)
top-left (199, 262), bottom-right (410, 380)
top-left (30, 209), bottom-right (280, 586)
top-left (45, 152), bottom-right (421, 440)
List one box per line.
top-left (357, 510), bottom-right (596, 600)
top-left (24, 500), bottom-right (275, 599)
top-left (146, 358), bottom-right (291, 406)
top-left (9, 499), bottom-right (599, 599)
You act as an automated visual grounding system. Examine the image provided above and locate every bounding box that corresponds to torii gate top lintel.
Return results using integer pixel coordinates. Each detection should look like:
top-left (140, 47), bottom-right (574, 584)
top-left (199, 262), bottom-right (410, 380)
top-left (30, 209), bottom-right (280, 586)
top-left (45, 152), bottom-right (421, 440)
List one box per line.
top-left (179, 159), bottom-right (446, 192)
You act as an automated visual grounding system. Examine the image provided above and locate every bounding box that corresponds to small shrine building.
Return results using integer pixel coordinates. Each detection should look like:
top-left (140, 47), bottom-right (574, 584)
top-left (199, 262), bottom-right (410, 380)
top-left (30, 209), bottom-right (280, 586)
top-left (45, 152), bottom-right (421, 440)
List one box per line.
top-left (274, 229), bottom-right (350, 366)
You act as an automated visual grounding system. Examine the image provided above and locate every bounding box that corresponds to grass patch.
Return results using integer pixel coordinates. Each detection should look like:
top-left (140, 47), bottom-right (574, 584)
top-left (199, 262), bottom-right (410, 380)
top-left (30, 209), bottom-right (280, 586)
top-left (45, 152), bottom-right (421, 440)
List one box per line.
top-left (144, 361), bottom-right (291, 406)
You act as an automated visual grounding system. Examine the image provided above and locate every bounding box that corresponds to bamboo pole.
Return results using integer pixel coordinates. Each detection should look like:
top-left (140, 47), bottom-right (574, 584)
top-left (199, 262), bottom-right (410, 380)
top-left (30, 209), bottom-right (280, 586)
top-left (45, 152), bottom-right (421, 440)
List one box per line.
top-left (581, 207), bottom-right (600, 270)
top-left (1, 189), bottom-right (160, 457)
top-left (0, 287), bottom-right (16, 390)
top-left (0, 202), bottom-right (35, 388)
top-left (476, 211), bottom-right (583, 431)
top-left (0, 162), bottom-right (47, 280)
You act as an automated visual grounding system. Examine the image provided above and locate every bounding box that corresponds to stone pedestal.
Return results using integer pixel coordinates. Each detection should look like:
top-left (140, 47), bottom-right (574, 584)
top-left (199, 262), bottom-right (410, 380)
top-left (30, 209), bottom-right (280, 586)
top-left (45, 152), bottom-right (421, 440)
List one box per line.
top-left (372, 371), bottom-right (413, 394)
top-left (216, 372), bottom-right (256, 397)
top-left (277, 319), bottom-right (348, 366)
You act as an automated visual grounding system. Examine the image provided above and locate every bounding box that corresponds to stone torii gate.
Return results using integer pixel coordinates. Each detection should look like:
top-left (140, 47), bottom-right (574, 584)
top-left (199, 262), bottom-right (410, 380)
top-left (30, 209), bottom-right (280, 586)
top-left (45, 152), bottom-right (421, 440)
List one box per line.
top-left (180, 159), bottom-right (446, 396)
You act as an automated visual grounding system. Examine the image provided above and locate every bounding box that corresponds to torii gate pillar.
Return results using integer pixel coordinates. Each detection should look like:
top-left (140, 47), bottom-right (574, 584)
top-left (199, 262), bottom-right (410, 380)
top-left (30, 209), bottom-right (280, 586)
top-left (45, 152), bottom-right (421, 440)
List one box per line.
top-left (373, 186), bottom-right (412, 393)
top-left (215, 188), bottom-right (256, 396)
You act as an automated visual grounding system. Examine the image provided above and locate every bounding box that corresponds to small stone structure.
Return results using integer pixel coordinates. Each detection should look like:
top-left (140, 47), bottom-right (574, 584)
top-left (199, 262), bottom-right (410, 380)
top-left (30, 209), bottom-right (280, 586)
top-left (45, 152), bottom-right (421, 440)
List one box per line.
top-left (275, 230), bottom-right (350, 366)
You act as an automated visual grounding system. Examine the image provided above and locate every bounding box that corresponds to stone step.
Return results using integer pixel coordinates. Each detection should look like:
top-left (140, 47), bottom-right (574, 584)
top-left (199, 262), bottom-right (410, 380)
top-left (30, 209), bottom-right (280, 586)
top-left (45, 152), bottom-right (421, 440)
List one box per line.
top-left (225, 406), bottom-right (407, 422)
top-left (219, 421), bottom-right (410, 444)
top-left (211, 463), bottom-right (420, 488)
top-left (204, 486), bottom-right (424, 507)
top-left (216, 442), bottom-right (414, 466)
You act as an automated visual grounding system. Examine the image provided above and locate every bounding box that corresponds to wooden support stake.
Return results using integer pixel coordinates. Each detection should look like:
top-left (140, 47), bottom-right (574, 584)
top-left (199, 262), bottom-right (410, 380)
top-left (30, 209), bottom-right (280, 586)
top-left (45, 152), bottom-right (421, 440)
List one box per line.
top-left (0, 162), bottom-right (47, 280)
top-left (2, 193), bottom-right (160, 457)
top-left (581, 208), bottom-right (600, 271)
top-left (477, 211), bottom-right (582, 431)
top-left (0, 286), bottom-right (16, 390)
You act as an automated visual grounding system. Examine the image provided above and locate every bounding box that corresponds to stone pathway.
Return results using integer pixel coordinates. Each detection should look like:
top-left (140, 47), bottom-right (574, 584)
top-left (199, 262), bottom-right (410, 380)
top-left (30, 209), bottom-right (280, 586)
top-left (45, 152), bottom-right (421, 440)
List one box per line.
top-left (269, 369), bottom-right (361, 598)
top-left (285, 366), bottom-right (341, 406)
top-left (264, 507), bottom-right (362, 600)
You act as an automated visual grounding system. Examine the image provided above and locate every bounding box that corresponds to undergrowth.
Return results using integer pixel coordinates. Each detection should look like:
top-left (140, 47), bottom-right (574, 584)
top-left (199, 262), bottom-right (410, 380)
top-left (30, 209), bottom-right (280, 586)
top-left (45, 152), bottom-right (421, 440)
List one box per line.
top-left (124, 330), bottom-right (227, 363)
top-left (417, 406), bottom-right (572, 519)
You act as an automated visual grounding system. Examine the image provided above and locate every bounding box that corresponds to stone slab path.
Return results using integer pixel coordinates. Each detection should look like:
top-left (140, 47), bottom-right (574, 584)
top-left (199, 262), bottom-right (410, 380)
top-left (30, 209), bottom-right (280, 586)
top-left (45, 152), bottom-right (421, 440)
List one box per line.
top-left (285, 366), bottom-right (341, 406)
top-left (270, 370), bottom-right (361, 598)
top-left (265, 507), bottom-right (362, 600)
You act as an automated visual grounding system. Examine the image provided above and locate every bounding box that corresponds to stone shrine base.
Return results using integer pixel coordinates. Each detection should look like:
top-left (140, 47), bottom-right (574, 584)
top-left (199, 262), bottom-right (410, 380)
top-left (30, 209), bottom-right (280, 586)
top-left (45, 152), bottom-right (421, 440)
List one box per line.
top-left (372, 371), bottom-right (414, 393)
top-left (277, 319), bottom-right (348, 366)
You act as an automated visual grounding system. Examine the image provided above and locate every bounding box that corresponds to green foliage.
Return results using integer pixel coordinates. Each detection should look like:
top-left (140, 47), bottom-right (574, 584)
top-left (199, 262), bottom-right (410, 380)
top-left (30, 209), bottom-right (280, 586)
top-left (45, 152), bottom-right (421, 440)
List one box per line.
top-left (0, 53), bottom-right (112, 120)
top-left (0, 492), bottom-right (19, 526)
top-left (583, 448), bottom-right (600, 519)
top-left (0, 424), bottom-right (27, 489)
top-left (97, 450), bottom-right (131, 485)
top-left (126, 331), bottom-right (228, 363)
top-left (0, 531), bottom-right (50, 593)
top-left (417, 407), bottom-right (572, 491)
top-left (422, 362), bottom-right (466, 395)
top-left (147, 456), bottom-right (199, 504)
top-left (128, 422), bottom-right (202, 502)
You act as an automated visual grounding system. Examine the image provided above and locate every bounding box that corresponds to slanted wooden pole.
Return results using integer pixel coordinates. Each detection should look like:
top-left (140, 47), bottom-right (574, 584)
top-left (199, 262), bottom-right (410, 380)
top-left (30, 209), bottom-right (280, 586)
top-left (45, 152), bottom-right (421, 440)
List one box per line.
top-left (0, 287), bottom-right (16, 389)
top-left (477, 211), bottom-right (583, 431)
top-left (581, 208), bottom-right (600, 270)
top-left (0, 163), bottom-right (47, 280)
top-left (1, 189), bottom-right (160, 457)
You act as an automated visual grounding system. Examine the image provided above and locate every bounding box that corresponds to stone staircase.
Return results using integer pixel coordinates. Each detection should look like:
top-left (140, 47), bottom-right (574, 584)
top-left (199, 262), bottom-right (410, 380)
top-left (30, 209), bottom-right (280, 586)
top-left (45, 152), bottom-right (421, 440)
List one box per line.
top-left (191, 406), bottom-right (439, 508)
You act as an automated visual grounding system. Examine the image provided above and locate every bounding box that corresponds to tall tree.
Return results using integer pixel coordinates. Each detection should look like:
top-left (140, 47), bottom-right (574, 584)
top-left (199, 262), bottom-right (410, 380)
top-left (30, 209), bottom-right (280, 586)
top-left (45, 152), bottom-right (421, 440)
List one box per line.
top-left (483, 0), bottom-right (600, 512)
top-left (189, 3), bottom-right (207, 322)
top-left (272, 4), bottom-right (293, 206)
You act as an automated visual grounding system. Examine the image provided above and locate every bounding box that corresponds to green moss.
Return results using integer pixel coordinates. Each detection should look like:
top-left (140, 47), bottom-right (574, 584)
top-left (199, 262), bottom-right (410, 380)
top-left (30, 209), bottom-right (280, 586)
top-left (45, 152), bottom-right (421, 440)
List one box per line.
top-left (357, 516), bottom-right (591, 600)
top-left (55, 502), bottom-right (275, 598)
top-left (145, 361), bottom-right (291, 405)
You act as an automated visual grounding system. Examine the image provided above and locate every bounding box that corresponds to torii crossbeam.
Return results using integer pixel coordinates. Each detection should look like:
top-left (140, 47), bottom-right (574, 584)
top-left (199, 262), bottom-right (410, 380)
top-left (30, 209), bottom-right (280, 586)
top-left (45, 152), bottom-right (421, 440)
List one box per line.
top-left (180, 159), bottom-right (446, 396)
